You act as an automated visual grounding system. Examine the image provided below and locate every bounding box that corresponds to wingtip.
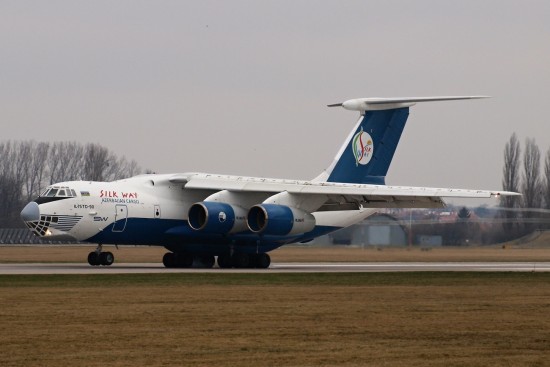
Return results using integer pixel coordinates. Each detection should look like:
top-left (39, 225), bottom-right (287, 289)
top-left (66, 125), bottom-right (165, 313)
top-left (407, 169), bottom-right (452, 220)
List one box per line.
top-left (491, 191), bottom-right (521, 197)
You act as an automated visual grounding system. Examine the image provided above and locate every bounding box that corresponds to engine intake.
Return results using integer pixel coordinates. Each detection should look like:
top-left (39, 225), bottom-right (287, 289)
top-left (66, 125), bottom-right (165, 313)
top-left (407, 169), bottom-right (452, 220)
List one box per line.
top-left (247, 204), bottom-right (316, 236)
top-left (188, 202), bottom-right (247, 234)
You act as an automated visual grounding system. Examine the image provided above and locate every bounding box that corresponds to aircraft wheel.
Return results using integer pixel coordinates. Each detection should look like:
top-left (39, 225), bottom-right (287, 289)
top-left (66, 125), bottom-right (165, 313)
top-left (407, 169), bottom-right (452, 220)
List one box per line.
top-left (217, 254), bottom-right (232, 269)
top-left (255, 253), bottom-right (271, 269)
top-left (87, 252), bottom-right (100, 266)
top-left (232, 253), bottom-right (250, 268)
top-left (175, 253), bottom-right (193, 268)
top-left (99, 252), bottom-right (114, 266)
top-left (199, 255), bottom-right (215, 268)
top-left (248, 254), bottom-right (257, 268)
top-left (162, 252), bottom-right (177, 268)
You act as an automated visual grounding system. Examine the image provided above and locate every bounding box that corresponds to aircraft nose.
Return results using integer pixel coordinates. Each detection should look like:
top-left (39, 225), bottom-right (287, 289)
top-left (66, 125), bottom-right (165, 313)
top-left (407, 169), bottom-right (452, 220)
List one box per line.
top-left (21, 202), bottom-right (40, 222)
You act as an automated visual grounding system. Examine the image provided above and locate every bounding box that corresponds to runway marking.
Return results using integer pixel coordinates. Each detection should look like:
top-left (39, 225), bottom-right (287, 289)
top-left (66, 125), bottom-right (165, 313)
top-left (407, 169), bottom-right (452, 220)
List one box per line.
top-left (1, 262), bottom-right (550, 274)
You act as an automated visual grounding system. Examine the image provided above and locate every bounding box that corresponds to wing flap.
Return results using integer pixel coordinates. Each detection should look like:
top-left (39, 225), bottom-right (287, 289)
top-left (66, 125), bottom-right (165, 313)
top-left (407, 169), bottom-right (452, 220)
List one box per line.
top-left (320, 194), bottom-right (445, 210)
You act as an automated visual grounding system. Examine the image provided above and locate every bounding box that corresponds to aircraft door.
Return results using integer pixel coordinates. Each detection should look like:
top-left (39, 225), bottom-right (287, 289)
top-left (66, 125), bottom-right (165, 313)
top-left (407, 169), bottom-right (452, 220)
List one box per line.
top-left (112, 205), bottom-right (128, 232)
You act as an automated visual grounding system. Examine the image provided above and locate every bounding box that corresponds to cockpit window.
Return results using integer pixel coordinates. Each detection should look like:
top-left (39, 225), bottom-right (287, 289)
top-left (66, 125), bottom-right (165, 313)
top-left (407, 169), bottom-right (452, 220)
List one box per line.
top-left (39, 186), bottom-right (78, 199)
top-left (35, 185), bottom-right (78, 204)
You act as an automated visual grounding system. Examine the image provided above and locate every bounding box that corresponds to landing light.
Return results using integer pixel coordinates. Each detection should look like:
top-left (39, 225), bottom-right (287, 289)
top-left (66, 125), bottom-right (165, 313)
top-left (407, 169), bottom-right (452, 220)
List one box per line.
top-left (45, 229), bottom-right (52, 236)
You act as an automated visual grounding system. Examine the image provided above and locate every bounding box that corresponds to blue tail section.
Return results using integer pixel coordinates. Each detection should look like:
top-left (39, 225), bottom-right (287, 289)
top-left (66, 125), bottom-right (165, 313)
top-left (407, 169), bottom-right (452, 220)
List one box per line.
top-left (326, 107), bottom-right (409, 184)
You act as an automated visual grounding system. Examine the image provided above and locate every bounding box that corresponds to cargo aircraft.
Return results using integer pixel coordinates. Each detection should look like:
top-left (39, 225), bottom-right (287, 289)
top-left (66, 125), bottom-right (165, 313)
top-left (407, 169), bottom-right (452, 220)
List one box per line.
top-left (20, 96), bottom-right (518, 268)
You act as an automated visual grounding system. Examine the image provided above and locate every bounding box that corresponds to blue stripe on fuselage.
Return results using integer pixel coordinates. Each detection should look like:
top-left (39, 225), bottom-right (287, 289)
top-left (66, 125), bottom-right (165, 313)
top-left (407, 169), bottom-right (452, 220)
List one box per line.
top-left (84, 217), bottom-right (340, 255)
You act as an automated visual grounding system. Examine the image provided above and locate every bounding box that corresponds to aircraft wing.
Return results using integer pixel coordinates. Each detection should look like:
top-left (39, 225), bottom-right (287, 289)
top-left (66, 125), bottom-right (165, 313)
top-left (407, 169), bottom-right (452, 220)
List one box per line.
top-left (170, 174), bottom-right (518, 209)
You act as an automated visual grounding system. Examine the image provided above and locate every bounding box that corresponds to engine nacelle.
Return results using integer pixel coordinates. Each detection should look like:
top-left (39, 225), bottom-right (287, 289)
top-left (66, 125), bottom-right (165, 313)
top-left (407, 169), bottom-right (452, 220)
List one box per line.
top-left (247, 204), bottom-right (316, 236)
top-left (188, 202), bottom-right (247, 234)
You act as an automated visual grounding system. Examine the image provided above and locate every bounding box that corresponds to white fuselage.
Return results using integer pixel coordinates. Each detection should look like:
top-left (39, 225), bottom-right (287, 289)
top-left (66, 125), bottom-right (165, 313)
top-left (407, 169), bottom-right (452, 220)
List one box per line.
top-left (24, 174), bottom-right (376, 254)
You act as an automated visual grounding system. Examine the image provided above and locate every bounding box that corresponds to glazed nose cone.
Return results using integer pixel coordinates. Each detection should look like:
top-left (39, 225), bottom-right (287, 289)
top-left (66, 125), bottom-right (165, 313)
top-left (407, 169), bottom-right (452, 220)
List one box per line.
top-left (21, 202), bottom-right (40, 222)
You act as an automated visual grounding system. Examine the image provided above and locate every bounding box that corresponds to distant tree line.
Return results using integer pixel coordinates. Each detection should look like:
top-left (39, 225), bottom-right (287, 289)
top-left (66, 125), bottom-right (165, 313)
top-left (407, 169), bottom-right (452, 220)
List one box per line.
top-left (388, 133), bottom-right (550, 246)
top-left (499, 133), bottom-right (550, 240)
top-left (0, 141), bottom-right (142, 227)
top-left (3, 134), bottom-right (549, 243)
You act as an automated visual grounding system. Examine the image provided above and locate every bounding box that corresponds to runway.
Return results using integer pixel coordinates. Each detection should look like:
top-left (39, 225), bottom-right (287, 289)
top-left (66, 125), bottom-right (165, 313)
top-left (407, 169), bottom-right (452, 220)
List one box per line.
top-left (1, 262), bottom-right (550, 274)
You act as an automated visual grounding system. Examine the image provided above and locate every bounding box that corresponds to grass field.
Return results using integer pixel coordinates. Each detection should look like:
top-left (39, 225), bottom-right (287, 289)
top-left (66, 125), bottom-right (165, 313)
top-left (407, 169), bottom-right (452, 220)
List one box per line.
top-left (1, 272), bottom-right (550, 366)
top-left (2, 246), bottom-right (550, 366)
top-left (3, 244), bottom-right (550, 263)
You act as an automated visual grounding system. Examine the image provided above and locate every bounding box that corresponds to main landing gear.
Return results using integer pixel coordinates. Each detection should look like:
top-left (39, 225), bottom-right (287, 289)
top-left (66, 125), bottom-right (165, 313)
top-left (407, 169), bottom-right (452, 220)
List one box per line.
top-left (87, 244), bottom-right (114, 266)
top-left (162, 252), bottom-right (271, 269)
top-left (162, 252), bottom-right (195, 268)
top-left (217, 253), bottom-right (271, 269)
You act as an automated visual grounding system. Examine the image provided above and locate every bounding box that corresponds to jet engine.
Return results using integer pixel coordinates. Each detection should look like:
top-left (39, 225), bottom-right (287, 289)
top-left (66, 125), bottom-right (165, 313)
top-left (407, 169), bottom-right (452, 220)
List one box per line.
top-left (188, 202), bottom-right (247, 234)
top-left (247, 204), bottom-right (316, 236)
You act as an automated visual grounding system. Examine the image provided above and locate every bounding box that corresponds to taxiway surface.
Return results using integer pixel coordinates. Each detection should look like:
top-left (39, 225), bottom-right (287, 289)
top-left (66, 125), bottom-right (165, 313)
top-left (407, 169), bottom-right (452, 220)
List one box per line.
top-left (1, 262), bottom-right (549, 274)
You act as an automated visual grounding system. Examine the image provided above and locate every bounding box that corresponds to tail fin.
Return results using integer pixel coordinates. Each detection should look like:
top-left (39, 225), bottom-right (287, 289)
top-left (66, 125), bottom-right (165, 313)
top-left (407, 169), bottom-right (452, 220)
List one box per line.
top-left (319, 96), bottom-right (489, 185)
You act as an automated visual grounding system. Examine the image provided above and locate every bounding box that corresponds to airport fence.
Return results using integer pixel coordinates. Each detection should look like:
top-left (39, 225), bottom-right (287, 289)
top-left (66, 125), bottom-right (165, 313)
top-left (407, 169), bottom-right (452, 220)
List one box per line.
top-left (0, 228), bottom-right (78, 245)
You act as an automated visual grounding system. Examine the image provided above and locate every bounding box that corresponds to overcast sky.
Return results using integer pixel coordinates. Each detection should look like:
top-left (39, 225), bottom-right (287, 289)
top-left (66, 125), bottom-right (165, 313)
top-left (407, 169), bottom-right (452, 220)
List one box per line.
top-left (1, 1), bottom-right (549, 201)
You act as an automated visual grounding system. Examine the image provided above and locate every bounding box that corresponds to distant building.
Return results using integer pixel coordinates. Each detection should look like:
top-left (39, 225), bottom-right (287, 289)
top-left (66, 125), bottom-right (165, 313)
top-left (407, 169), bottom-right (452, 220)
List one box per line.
top-left (329, 214), bottom-right (408, 246)
top-left (417, 235), bottom-right (443, 246)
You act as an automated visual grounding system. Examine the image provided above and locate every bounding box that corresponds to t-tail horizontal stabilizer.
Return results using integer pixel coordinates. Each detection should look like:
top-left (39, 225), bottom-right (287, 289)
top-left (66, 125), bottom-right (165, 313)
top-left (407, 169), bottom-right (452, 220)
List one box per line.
top-left (321, 96), bottom-right (490, 184)
top-left (327, 96), bottom-right (490, 112)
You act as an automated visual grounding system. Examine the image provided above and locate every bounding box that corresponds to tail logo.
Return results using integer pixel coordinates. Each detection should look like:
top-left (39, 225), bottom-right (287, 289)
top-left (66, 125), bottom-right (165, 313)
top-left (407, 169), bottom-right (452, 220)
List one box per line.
top-left (352, 128), bottom-right (373, 166)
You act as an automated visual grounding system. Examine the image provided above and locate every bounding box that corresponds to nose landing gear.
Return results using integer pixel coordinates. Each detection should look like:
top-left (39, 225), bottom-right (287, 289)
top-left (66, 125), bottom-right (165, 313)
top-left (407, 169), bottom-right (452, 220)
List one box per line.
top-left (87, 244), bottom-right (114, 266)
